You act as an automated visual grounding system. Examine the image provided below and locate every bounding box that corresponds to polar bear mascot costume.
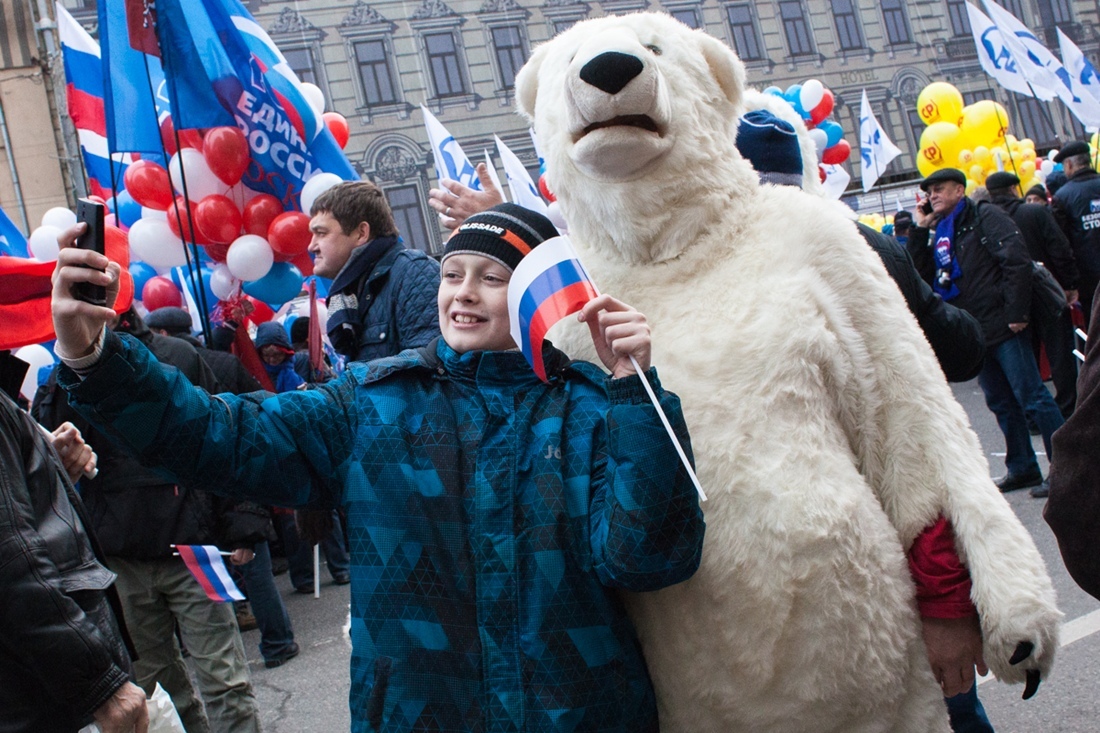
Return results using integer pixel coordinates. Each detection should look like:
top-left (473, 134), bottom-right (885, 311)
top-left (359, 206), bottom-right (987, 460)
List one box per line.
top-left (514, 12), bottom-right (1060, 733)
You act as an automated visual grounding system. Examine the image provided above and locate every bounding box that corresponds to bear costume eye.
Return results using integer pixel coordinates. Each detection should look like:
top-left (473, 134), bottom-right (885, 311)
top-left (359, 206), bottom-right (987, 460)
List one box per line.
top-left (644, 43), bottom-right (662, 55)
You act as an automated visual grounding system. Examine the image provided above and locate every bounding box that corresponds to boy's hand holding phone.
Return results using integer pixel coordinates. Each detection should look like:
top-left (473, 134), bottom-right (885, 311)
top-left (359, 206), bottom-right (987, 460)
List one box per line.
top-left (51, 220), bottom-right (121, 360)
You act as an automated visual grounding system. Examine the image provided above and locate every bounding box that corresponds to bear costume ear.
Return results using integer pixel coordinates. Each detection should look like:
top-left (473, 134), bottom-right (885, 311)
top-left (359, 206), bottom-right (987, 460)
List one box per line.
top-left (515, 43), bottom-right (548, 120)
top-left (696, 31), bottom-right (745, 107)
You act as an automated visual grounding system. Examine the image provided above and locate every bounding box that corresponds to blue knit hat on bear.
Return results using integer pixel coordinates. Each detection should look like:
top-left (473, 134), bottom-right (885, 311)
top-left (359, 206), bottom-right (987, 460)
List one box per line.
top-left (735, 110), bottom-right (803, 188)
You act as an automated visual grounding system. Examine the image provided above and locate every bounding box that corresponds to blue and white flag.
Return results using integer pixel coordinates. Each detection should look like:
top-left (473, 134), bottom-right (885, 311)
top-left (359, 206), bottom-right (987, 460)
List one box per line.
top-left (1058, 29), bottom-right (1100, 126)
top-left (97, 0), bottom-right (166, 155)
top-left (859, 90), bottom-right (902, 192)
top-left (154, 0), bottom-right (356, 208)
top-left (421, 106), bottom-right (480, 190)
top-left (967, 3), bottom-right (1038, 97)
top-left (0, 205), bottom-right (28, 258)
top-left (495, 135), bottom-right (550, 216)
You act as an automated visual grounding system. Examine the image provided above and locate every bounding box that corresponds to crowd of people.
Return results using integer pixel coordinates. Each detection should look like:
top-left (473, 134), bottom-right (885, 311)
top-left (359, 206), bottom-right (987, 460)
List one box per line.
top-left (5, 126), bottom-right (1100, 732)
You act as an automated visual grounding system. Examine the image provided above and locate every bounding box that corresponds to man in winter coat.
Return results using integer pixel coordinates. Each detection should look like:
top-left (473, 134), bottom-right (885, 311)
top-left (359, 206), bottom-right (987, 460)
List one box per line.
top-left (986, 170), bottom-right (1081, 417)
top-left (1052, 141), bottom-right (1100, 324)
top-left (309, 180), bottom-right (441, 363)
top-left (909, 168), bottom-right (1064, 498)
top-left (0, 350), bottom-right (148, 733)
top-left (34, 307), bottom-right (263, 733)
top-left (50, 204), bottom-right (705, 733)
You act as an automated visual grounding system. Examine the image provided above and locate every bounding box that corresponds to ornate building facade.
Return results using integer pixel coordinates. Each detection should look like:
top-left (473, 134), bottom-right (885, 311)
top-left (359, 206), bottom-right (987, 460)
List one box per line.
top-left (42, 0), bottom-right (1100, 251)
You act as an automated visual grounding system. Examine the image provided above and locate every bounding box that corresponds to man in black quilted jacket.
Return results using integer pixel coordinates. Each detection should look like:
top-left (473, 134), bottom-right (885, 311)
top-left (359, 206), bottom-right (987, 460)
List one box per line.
top-left (308, 181), bottom-right (441, 364)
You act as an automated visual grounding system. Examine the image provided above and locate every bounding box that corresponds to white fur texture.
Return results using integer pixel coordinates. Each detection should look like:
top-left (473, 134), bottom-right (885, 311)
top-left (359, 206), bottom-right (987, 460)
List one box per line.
top-left (516, 13), bottom-right (1061, 733)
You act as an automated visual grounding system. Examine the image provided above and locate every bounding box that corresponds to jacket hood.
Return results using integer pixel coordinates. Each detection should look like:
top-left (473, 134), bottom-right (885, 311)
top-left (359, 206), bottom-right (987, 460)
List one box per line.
top-left (254, 322), bottom-right (292, 350)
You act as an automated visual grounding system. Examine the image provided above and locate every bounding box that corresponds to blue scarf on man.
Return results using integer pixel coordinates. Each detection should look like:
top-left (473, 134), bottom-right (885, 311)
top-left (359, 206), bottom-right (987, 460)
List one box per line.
top-left (932, 198), bottom-right (967, 301)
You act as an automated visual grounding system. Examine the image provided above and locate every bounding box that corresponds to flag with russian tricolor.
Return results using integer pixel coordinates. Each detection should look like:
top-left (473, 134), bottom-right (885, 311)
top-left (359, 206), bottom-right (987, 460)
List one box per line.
top-left (508, 235), bottom-right (599, 382)
top-left (175, 545), bottom-right (246, 602)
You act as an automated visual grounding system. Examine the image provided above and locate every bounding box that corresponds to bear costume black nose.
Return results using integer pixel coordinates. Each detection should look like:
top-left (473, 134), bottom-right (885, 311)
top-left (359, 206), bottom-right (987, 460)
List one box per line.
top-left (579, 52), bottom-right (644, 95)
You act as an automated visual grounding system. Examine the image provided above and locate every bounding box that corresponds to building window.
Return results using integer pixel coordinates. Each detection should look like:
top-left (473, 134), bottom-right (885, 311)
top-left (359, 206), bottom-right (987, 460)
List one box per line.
top-left (830, 0), bottom-right (862, 51)
top-left (778, 1), bottom-right (814, 57)
top-left (354, 39), bottom-right (398, 106)
top-left (387, 185), bottom-right (432, 253)
top-left (882, 0), bottom-right (912, 45)
top-left (726, 4), bottom-right (764, 61)
top-left (668, 7), bottom-right (701, 28)
top-left (963, 88), bottom-right (997, 105)
top-left (905, 107), bottom-right (925, 167)
top-left (946, 0), bottom-right (971, 37)
top-left (491, 25), bottom-right (526, 90)
top-left (425, 31), bottom-right (467, 98)
top-left (283, 48), bottom-right (318, 85)
top-left (1035, 0), bottom-right (1072, 27)
top-left (1014, 95), bottom-right (1057, 146)
top-left (553, 18), bottom-right (579, 34)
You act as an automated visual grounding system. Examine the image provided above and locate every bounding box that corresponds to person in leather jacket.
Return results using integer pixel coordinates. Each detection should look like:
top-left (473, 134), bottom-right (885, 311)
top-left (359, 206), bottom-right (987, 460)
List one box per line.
top-left (0, 350), bottom-right (147, 733)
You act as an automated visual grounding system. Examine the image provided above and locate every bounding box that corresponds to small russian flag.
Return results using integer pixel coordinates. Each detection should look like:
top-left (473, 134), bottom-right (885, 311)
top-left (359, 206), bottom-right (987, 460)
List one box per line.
top-left (507, 235), bottom-right (599, 382)
top-left (175, 545), bottom-right (246, 603)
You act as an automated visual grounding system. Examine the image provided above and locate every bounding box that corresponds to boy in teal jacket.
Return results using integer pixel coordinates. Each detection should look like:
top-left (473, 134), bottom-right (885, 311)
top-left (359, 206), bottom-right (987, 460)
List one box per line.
top-left (51, 204), bottom-right (704, 733)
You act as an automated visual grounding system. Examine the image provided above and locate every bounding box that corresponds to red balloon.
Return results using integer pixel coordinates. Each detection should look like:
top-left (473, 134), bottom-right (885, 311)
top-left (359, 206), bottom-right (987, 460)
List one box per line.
top-left (203, 126), bottom-right (251, 186)
top-left (538, 174), bottom-right (556, 203)
top-left (142, 275), bottom-right (183, 310)
top-left (204, 241), bottom-right (231, 262)
top-left (809, 90), bottom-right (835, 128)
top-left (267, 211), bottom-right (312, 260)
top-left (160, 116), bottom-right (203, 157)
top-left (291, 250), bottom-right (314, 277)
top-left (818, 165), bottom-right (827, 183)
top-left (245, 295), bottom-right (274, 324)
top-left (323, 112), bottom-right (349, 149)
top-left (166, 196), bottom-right (211, 245)
top-left (195, 194), bottom-right (243, 244)
top-left (821, 139), bottom-right (852, 165)
top-left (87, 195), bottom-right (107, 205)
top-left (243, 195), bottom-right (284, 237)
top-left (105, 225), bottom-right (130, 267)
top-left (124, 160), bottom-right (174, 210)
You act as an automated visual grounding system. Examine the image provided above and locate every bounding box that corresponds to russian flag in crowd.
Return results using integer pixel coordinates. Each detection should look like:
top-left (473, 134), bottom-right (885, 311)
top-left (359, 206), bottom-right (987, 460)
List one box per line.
top-left (508, 236), bottom-right (599, 382)
top-left (56, 5), bottom-right (134, 199)
top-left (175, 545), bottom-right (246, 603)
top-left (153, 0), bottom-right (355, 207)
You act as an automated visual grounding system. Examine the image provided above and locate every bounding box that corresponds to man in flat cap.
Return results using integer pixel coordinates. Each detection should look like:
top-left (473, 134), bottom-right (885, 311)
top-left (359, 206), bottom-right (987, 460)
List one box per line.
top-left (986, 171), bottom-right (1081, 418)
top-left (1052, 141), bottom-right (1100, 323)
top-left (909, 168), bottom-right (1064, 497)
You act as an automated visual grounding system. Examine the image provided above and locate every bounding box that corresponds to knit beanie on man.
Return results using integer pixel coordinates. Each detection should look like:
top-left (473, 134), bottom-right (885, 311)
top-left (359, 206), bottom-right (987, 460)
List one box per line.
top-left (441, 203), bottom-right (559, 272)
top-left (735, 110), bottom-right (803, 187)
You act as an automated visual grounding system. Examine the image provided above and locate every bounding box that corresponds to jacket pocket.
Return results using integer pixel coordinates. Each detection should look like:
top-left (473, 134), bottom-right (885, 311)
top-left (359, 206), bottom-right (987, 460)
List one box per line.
top-left (57, 559), bottom-right (116, 593)
top-left (367, 656), bottom-right (394, 731)
top-left (360, 322), bottom-right (391, 347)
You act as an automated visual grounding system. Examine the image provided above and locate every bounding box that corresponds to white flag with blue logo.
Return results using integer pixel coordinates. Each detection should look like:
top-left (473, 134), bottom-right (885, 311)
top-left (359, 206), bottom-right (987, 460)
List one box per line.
top-left (1058, 29), bottom-right (1100, 123)
top-left (980, 0), bottom-right (1100, 127)
top-left (859, 90), bottom-right (902, 192)
top-left (967, 2), bottom-right (1038, 97)
top-left (482, 151), bottom-right (507, 201)
top-left (421, 105), bottom-right (481, 191)
top-left (495, 136), bottom-right (549, 216)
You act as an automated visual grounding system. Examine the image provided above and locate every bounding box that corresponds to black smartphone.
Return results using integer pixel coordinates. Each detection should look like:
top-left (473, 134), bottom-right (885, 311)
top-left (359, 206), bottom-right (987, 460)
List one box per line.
top-left (919, 198), bottom-right (933, 215)
top-left (73, 199), bottom-right (106, 307)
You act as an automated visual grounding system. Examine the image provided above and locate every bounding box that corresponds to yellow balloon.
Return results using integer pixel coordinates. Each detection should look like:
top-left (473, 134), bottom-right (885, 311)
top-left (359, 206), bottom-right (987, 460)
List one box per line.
top-left (1005, 134), bottom-right (1019, 148)
top-left (1020, 138), bottom-right (1035, 150)
top-left (958, 149), bottom-right (975, 167)
top-left (918, 122), bottom-right (964, 176)
top-left (960, 101), bottom-right (1010, 149)
top-left (1019, 160), bottom-right (1036, 179)
top-left (966, 180), bottom-right (978, 196)
top-left (918, 82), bottom-right (965, 126)
top-left (969, 164), bottom-right (986, 183)
top-left (1022, 148), bottom-right (1036, 163)
top-left (1091, 131), bottom-right (1100, 150)
top-left (973, 146), bottom-right (992, 167)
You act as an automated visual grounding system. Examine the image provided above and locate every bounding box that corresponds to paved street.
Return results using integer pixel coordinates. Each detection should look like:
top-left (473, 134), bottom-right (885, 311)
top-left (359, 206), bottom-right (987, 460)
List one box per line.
top-left (237, 378), bottom-right (1100, 732)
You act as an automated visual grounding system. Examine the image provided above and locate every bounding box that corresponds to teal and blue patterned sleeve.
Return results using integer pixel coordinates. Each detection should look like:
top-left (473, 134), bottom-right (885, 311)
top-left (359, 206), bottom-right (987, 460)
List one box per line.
top-left (58, 331), bottom-right (357, 508)
top-left (588, 368), bottom-right (705, 591)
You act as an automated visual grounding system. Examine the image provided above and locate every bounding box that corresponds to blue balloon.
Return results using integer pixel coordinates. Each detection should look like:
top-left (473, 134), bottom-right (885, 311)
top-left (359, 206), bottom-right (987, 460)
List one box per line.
top-left (784, 84), bottom-right (806, 116)
top-left (306, 275), bottom-right (332, 299)
top-left (763, 86), bottom-right (783, 97)
top-left (820, 120), bottom-right (844, 148)
top-left (115, 190), bottom-right (142, 229)
top-left (243, 262), bottom-right (304, 307)
top-left (129, 261), bottom-right (158, 298)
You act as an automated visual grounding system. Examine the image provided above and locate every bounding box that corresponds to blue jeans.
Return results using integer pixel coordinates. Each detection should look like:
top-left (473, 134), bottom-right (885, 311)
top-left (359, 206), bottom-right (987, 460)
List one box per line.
top-left (945, 684), bottom-right (994, 733)
top-left (276, 511), bottom-right (350, 589)
top-left (978, 333), bottom-right (1065, 477)
top-left (235, 541), bottom-right (295, 662)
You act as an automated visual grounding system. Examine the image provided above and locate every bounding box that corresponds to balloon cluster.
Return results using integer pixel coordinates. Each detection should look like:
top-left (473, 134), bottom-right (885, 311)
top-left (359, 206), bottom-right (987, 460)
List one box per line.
top-left (857, 212), bottom-right (898, 233)
top-left (763, 79), bottom-right (850, 169)
top-left (914, 82), bottom-right (1047, 195)
top-left (27, 89), bottom-right (351, 323)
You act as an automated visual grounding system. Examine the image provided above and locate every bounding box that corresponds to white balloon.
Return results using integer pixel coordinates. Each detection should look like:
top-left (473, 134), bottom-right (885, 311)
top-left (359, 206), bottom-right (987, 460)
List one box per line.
top-left (1049, 149), bottom-right (1059, 161)
top-left (799, 79), bottom-right (825, 113)
top-left (808, 128), bottom-right (829, 156)
top-left (226, 234), bottom-right (274, 281)
top-left (1040, 159), bottom-right (1054, 176)
top-left (141, 207), bottom-right (169, 221)
top-left (301, 82), bottom-right (326, 117)
top-left (546, 201), bottom-right (569, 233)
top-left (128, 218), bottom-right (189, 269)
top-left (29, 225), bottom-right (62, 261)
top-left (14, 344), bottom-right (54, 401)
top-left (210, 263), bottom-right (240, 300)
top-left (41, 206), bottom-right (77, 231)
top-left (169, 148), bottom-right (226, 200)
top-left (299, 172), bottom-right (343, 215)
